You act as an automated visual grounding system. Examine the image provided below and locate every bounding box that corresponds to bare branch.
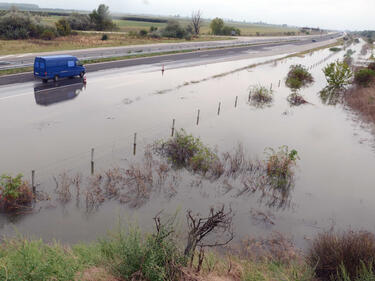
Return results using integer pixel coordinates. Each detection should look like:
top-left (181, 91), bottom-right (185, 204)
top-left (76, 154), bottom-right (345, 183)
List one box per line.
top-left (191, 10), bottom-right (202, 35)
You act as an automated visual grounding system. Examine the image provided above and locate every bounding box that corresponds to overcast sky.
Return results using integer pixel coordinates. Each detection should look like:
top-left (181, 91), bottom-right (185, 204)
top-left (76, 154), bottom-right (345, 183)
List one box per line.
top-left (10, 0), bottom-right (375, 30)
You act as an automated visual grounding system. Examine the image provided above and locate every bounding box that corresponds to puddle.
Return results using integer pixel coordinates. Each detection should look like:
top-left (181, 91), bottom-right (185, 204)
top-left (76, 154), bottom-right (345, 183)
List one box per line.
top-left (0, 40), bottom-right (374, 249)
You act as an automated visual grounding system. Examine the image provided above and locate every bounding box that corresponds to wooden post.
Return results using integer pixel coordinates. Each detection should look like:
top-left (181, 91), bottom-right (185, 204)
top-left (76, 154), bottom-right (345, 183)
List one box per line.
top-left (91, 148), bottom-right (94, 175)
top-left (217, 102), bottom-right (221, 115)
top-left (31, 170), bottom-right (35, 193)
top-left (171, 119), bottom-right (175, 137)
top-left (278, 80), bottom-right (281, 87)
top-left (196, 109), bottom-right (200, 126)
top-left (235, 96), bottom-right (238, 108)
top-left (248, 91), bottom-right (251, 102)
top-left (270, 83), bottom-right (273, 90)
top-left (133, 133), bottom-right (137, 155)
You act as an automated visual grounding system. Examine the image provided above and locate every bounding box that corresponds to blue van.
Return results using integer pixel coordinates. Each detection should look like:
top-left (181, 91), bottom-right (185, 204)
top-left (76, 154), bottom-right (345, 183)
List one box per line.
top-left (34, 55), bottom-right (85, 83)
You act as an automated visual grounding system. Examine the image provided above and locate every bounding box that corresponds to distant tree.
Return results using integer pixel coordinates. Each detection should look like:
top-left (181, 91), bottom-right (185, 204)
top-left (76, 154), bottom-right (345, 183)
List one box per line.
top-left (89, 4), bottom-right (115, 31)
top-left (162, 20), bottom-right (186, 38)
top-left (67, 13), bottom-right (92, 30)
top-left (191, 10), bottom-right (202, 35)
top-left (55, 18), bottom-right (71, 36)
top-left (210, 17), bottom-right (224, 35)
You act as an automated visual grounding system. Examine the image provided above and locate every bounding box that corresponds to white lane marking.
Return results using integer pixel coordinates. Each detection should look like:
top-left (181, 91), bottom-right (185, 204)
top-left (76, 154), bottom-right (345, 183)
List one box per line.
top-left (0, 92), bottom-right (30, 101)
top-left (17, 53), bottom-right (32, 58)
top-left (0, 55), bottom-right (13, 59)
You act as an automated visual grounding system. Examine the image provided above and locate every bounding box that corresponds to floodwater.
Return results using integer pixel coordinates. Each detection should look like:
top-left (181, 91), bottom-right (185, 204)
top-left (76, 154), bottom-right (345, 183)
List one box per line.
top-left (0, 40), bottom-right (374, 249)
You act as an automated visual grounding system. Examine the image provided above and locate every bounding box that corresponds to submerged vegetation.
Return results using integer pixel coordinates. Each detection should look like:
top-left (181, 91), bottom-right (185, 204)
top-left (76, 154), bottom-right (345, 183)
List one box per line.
top-left (265, 146), bottom-right (299, 192)
top-left (248, 85), bottom-right (274, 108)
top-left (0, 173), bottom-right (33, 211)
top-left (154, 129), bottom-right (221, 175)
top-left (285, 64), bottom-right (314, 90)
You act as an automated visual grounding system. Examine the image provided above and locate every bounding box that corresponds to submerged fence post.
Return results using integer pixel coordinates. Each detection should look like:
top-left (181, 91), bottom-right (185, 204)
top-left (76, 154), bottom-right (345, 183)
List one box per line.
top-left (278, 80), bottom-right (281, 87)
top-left (31, 170), bottom-right (35, 193)
top-left (91, 148), bottom-right (94, 175)
top-left (133, 133), bottom-right (137, 156)
top-left (171, 119), bottom-right (175, 137)
top-left (248, 91), bottom-right (251, 102)
top-left (217, 102), bottom-right (221, 115)
top-left (235, 96), bottom-right (238, 108)
top-left (196, 109), bottom-right (200, 126)
top-left (270, 83), bottom-right (273, 90)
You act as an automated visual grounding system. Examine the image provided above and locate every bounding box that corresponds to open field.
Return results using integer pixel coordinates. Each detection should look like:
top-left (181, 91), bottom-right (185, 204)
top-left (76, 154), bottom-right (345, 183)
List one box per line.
top-left (39, 14), bottom-right (301, 36)
top-left (0, 33), bottom-right (231, 56)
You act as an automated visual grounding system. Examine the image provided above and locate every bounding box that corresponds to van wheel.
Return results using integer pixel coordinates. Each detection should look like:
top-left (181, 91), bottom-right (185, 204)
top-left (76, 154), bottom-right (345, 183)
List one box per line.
top-left (54, 75), bottom-right (59, 82)
top-left (80, 72), bottom-right (85, 78)
top-left (42, 79), bottom-right (48, 83)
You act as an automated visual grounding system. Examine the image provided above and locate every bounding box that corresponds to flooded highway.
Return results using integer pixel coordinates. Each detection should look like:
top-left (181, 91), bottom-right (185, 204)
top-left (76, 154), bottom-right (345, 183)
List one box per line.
top-left (0, 40), bottom-right (374, 249)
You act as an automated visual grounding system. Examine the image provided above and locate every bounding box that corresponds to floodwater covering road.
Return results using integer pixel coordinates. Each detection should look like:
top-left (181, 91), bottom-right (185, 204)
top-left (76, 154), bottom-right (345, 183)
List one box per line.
top-left (0, 39), bottom-right (374, 249)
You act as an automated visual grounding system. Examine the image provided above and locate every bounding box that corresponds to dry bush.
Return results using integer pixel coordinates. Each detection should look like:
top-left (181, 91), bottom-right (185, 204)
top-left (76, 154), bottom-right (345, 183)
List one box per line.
top-left (237, 232), bottom-right (300, 264)
top-left (248, 85), bottom-right (273, 108)
top-left (345, 83), bottom-right (375, 124)
top-left (287, 93), bottom-right (309, 106)
top-left (308, 230), bottom-right (375, 280)
top-left (53, 173), bottom-right (73, 204)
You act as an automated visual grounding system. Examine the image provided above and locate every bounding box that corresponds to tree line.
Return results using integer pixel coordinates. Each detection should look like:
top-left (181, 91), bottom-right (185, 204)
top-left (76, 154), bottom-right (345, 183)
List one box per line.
top-left (0, 4), bottom-right (241, 41)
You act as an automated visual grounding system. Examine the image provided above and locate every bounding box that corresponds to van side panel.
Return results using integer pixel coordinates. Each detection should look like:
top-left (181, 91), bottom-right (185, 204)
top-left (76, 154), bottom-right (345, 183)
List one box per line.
top-left (34, 56), bottom-right (85, 81)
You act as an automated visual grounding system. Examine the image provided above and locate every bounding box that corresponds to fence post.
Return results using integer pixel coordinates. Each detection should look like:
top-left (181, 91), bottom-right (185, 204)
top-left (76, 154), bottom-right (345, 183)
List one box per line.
top-left (270, 83), bottom-right (273, 90)
top-left (171, 119), bottom-right (175, 137)
top-left (217, 102), bottom-right (221, 115)
top-left (248, 91), bottom-right (251, 102)
top-left (278, 80), bottom-right (281, 87)
top-left (91, 148), bottom-right (94, 175)
top-left (31, 170), bottom-right (35, 193)
top-left (196, 109), bottom-right (200, 126)
top-left (235, 96), bottom-right (238, 108)
top-left (133, 133), bottom-right (137, 155)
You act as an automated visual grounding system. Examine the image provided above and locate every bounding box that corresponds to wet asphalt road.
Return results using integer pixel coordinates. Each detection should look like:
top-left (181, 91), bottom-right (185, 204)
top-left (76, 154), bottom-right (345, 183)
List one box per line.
top-left (0, 33), bottom-right (341, 86)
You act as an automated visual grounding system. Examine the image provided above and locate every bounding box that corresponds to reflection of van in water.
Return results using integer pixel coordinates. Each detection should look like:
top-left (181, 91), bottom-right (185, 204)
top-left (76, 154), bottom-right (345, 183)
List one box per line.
top-left (34, 55), bottom-right (85, 83)
top-left (34, 78), bottom-right (84, 106)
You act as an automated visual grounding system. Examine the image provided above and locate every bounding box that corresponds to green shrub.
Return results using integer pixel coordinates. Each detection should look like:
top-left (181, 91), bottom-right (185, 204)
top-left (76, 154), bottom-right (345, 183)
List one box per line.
top-left (150, 25), bottom-right (158, 32)
top-left (67, 13), bottom-right (92, 30)
top-left (99, 225), bottom-right (185, 281)
top-left (55, 18), bottom-right (71, 36)
top-left (101, 33), bottom-right (109, 40)
top-left (265, 146), bottom-right (299, 191)
top-left (0, 238), bottom-right (87, 281)
top-left (323, 60), bottom-right (353, 91)
top-left (354, 69), bottom-right (375, 87)
top-left (40, 29), bottom-right (56, 40)
top-left (309, 230), bottom-right (375, 281)
top-left (285, 64), bottom-right (314, 90)
top-left (0, 174), bottom-right (33, 211)
top-left (154, 129), bottom-right (220, 175)
top-left (249, 85), bottom-right (273, 108)
top-left (330, 47), bottom-right (342, 52)
top-left (139, 29), bottom-right (148, 37)
top-left (161, 20), bottom-right (186, 39)
top-left (0, 11), bottom-right (34, 39)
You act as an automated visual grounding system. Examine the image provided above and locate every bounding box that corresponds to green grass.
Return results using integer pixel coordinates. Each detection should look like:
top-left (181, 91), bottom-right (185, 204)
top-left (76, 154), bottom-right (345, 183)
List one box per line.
top-left (0, 66), bottom-right (33, 76)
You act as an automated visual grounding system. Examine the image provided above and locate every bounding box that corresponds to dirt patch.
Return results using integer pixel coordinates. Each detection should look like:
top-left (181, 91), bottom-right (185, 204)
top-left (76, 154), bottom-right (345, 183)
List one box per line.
top-left (345, 83), bottom-right (375, 124)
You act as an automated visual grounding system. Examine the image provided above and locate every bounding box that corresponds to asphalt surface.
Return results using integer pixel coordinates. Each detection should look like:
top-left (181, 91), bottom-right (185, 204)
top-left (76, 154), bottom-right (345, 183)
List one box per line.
top-left (0, 33), bottom-right (342, 86)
